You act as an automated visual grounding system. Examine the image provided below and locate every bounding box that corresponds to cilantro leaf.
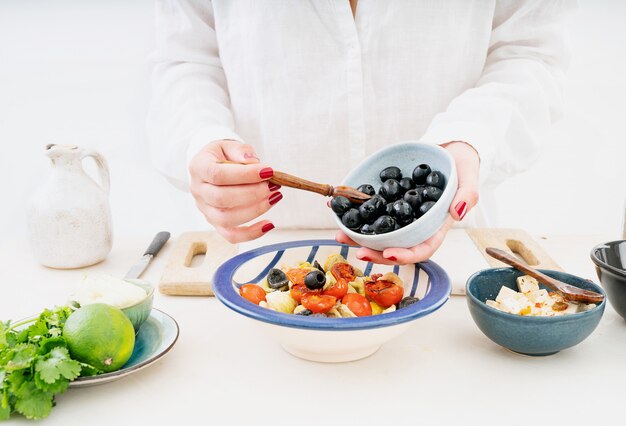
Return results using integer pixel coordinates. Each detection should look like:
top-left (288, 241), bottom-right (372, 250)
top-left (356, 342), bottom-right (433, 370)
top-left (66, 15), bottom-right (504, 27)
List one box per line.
top-left (35, 347), bottom-right (81, 384)
top-left (4, 343), bottom-right (37, 371)
top-left (14, 380), bottom-right (53, 420)
top-left (34, 372), bottom-right (69, 394)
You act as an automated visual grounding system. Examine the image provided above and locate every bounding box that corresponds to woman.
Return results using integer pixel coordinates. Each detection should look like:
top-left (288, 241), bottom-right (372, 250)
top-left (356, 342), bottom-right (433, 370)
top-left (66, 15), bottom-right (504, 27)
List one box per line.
top-left (147, 0), bottom-right (574, 264)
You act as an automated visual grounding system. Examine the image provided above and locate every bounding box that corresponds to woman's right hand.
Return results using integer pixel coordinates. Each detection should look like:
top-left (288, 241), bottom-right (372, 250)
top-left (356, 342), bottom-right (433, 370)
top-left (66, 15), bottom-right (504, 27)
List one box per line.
top-left (189, 140), bottom-right (282, 243)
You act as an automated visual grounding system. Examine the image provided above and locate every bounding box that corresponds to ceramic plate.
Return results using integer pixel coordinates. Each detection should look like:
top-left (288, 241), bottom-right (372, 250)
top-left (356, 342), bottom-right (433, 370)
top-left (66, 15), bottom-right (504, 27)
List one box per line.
top-left (69, 308), bottom-right (179, 388)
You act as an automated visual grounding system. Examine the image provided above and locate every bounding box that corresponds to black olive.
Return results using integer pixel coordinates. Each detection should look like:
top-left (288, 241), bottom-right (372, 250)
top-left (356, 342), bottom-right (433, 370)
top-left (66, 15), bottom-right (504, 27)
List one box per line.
top-left (341, 208), bottom-right (362, 230)
top-left (412, 164), bottom-right (431, 185)
top-left (370, 194), bottom-right (387, 214)
top-left (304, 270), bottom-right (326, 290)
top-left (426, 171), bottom-right (446, 189)
top-left (358, 199), bottom-right (380, 223)
top-left (379, 179), bottom-right (401, 202)
top-left (398, 296), bottom-right (420, 309)
top-left (421, 186), bottom-right (443, 201)
top-left (398, 177), bottom-right (414, 194)
top-left (313, 260), bottom-right (324, 272)
top-left (419, 201), bottom-right (436, 215)
top-left (331, 196), bottom-right (352, 216)
top-left (385, 202), bottom-right (395, 216)
top-left (394, 222), bottom-right (401, 230)
top-left (296, 309), bottom-right (313, 316)
top-left (360, 223), bottom-right (375, 235)
top-left (356, 184), bottom-right (376, 196)
top-left (371, 215), bottom-right (396, 234)
top-left (392, 200), bottom-right (414, 225)
top-left (379, 166), bottom-right (402, 182)
top-left (267, 268), bottom-right (289, 289)
top-left (403, 189), bottom-right (422, 212)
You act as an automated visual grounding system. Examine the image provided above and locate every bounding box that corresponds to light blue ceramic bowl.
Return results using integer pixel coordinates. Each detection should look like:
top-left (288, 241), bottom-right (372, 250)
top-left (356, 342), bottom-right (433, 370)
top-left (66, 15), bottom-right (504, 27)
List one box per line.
top-left (466, 267), bottom-right (606, 356)
top-left (336, 142), bottom-right (458, 251)
top-left (120, 279), bottom-right (155, 332)
top-left (213, 240), bottom-right (451, 362)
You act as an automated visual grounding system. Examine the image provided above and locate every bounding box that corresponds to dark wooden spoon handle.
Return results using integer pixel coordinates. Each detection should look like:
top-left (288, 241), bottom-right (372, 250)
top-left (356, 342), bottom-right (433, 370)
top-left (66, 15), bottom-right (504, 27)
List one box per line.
top-left (485, 247), bottom-right (604, 304)
top-left (269, 171), bottom-right (332, 197)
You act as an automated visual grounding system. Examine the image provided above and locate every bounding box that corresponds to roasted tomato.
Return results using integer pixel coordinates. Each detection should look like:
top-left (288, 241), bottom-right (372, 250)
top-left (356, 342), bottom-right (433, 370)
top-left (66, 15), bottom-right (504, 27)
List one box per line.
top-left (331, 262), bottom-right (356, 283)
top-left (239, 284), bottom-right (266, 305)
top-left (322, 279), bottom-right (349, 299)
top-left (290, 284), bottom-right (321, 304)
top-left (364, 279), bottom-right (404, 308)
top-left (286, 268), bottom-right (310, 286)
top-left (301, 293), bottom-right (337, 314)
top-left (342, 293), bottom-right (372, 317)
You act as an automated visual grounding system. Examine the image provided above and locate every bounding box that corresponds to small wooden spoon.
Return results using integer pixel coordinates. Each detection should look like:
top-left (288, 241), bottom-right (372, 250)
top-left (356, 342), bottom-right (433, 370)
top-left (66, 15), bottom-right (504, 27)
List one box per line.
top-left (269, 170), bottom-right (371, 204)
top-left (485, 247), bottom-right (604, 304)
top-left (217, 161), bottom-right (371, 204)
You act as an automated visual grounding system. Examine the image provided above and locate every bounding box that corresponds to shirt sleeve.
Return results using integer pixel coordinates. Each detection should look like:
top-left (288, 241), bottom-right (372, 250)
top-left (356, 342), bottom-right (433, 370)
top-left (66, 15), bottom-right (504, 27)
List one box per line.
top-left (419, 0), bottom-right (577, 186)
top-left (146, 0), bottom-right (242, 190)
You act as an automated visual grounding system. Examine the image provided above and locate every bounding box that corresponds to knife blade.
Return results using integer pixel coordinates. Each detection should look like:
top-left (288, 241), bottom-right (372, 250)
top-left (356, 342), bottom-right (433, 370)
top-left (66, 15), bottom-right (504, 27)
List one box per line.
top-left (125, 231), bottom-right (171, 279)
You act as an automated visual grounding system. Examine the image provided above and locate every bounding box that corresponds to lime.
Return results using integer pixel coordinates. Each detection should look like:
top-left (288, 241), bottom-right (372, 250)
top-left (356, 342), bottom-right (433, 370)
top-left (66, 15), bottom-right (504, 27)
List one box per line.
top-left (62, 303), bottom-right (135, 373)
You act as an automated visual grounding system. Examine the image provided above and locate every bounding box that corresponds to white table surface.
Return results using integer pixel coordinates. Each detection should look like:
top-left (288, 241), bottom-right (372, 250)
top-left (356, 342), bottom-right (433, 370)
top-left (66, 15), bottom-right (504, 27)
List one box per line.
top-left (1, 229), bottom-right (624, 425)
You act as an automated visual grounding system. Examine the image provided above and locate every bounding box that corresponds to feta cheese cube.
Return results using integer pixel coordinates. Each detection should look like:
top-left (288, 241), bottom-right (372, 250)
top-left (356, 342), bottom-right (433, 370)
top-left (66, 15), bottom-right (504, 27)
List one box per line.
top-left (517, 275), bottom-right (540, 293)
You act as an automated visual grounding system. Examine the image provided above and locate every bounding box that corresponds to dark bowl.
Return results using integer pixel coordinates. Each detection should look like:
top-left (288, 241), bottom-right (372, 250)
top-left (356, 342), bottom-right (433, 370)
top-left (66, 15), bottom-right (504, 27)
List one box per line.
top-left (590, 240), bottom-right (626, 320)
top-left (466, 267), bottom-right (605, 356)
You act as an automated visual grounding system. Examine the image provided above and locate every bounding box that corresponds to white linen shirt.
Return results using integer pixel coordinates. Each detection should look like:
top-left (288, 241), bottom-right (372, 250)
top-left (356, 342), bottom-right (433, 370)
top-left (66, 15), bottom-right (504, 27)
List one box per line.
top-left (147, 0), bottom-right (574, 229)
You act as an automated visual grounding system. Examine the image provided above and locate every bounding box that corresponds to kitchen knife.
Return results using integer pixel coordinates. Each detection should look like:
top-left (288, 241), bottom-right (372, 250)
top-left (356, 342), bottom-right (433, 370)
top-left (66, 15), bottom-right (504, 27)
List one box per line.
top-left (125, 231), bottom-right (171, 279)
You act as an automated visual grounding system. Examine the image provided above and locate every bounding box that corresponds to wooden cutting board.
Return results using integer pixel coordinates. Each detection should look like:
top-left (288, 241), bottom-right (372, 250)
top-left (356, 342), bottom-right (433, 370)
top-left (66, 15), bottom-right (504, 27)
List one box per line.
top-left (465, 228), bottom-right (562, 271)
top-left (158, 231), bottom-right (238, 296)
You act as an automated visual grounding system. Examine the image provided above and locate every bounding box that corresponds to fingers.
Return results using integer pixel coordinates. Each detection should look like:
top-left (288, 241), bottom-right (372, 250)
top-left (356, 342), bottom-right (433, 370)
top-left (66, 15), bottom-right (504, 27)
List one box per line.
top-left (192, 180), bottom-right (281, 209)
top-left (196, 192), bottom-right (282, 229)
top-left (214, 221), bottom-right (275, 244)
top-left (189, 140), bottom-right (272, 185)
top-left (442, 142), bottom-right (480, 221)
top-left (382, 216), bottom-right (455, 264)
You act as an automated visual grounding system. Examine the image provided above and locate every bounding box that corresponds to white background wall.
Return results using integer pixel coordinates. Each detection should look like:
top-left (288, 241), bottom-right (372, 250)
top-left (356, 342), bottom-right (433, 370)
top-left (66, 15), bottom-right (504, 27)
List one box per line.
top-left (1, 0), bottom-right (625, 241)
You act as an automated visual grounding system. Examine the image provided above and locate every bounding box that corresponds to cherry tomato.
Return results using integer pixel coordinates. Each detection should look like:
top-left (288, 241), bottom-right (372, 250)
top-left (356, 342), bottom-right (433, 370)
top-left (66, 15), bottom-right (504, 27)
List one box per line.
top-left (323, 279), bottom-right (349, 299)
top-left (239, 284), bottom-right (266, 305)
top-left (286, 268), bottom-right (310, 286)
top-left (342, 293), bottom-right (372, 317)
top-left (290, 284), bottom-right (320, 303)
top-left (331, 262), bottom-right (356, 283)
top-left (301, 293), bottom-right (337, 314)
top-left (364, 280), bottom-right (404, 308)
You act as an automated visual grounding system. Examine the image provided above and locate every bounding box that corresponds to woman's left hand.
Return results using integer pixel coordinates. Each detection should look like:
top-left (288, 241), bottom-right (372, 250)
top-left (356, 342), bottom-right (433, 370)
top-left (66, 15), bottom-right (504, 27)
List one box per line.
top-left (335, 141), bottom-right (480, 265)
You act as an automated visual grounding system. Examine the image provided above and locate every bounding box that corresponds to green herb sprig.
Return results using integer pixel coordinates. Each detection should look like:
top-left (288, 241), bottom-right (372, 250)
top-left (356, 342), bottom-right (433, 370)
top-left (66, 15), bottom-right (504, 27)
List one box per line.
top-left (0, 306), bottom-right (100, 420)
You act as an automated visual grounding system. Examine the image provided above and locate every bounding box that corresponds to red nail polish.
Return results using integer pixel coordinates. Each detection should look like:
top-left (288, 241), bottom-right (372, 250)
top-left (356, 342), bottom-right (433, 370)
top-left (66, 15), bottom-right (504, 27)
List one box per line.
top-left (261, 223), bottom-right (275, 233)
top-left (269, 192), bottom-right (282, 205)
top-left (360, 256), bottom-right (371, 262)
top-left (259, 167), bottom-right (274, 179)
top-left (268, 182), bottom-right (281, 192)
top-left (387, 256), bottom-right (397, 261)
top-left (455, 201), bottom-right (467, 220)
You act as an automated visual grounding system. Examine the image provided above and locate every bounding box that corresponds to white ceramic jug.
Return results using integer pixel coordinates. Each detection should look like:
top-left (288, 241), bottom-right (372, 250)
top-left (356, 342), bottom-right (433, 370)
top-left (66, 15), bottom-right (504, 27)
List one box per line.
top-left (27, 144), bottom-right (113, 269)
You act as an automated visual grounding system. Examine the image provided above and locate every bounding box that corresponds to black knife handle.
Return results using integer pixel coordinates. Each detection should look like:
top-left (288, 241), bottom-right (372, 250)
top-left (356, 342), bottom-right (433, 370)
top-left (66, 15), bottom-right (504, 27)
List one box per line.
top-left (144, 232), bottom-right (171, 256)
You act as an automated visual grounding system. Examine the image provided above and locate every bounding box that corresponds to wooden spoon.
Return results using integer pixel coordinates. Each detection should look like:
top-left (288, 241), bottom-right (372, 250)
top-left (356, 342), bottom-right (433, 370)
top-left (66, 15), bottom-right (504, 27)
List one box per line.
top-left (485, 247), bottom-right (604, 304)
top-left (269, 170), bottom-right (371, 204)
top-left (217, 161), bottom-right (371, 204)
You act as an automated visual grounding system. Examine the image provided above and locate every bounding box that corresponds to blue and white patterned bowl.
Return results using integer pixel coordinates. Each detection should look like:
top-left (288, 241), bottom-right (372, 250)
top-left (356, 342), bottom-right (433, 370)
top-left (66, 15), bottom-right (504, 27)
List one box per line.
top-left (213, 239), bottom-right (451, 362)
top-left (336, 142), bottom-right (458, 251)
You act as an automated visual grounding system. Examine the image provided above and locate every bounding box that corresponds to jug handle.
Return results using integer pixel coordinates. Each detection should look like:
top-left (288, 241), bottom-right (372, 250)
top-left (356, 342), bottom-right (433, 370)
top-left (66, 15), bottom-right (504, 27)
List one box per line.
top-left (81, 150), bottom-right (110, 194)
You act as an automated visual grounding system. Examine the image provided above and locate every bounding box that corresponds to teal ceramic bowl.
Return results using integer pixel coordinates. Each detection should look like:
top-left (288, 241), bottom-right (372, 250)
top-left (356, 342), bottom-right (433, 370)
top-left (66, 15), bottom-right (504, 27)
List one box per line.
top-left (466, 268), bottom-right (605, 356)
top-left (121, 279), bottom-right (155, 332)
top-left (336, 142), bottom-right (458, 251)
